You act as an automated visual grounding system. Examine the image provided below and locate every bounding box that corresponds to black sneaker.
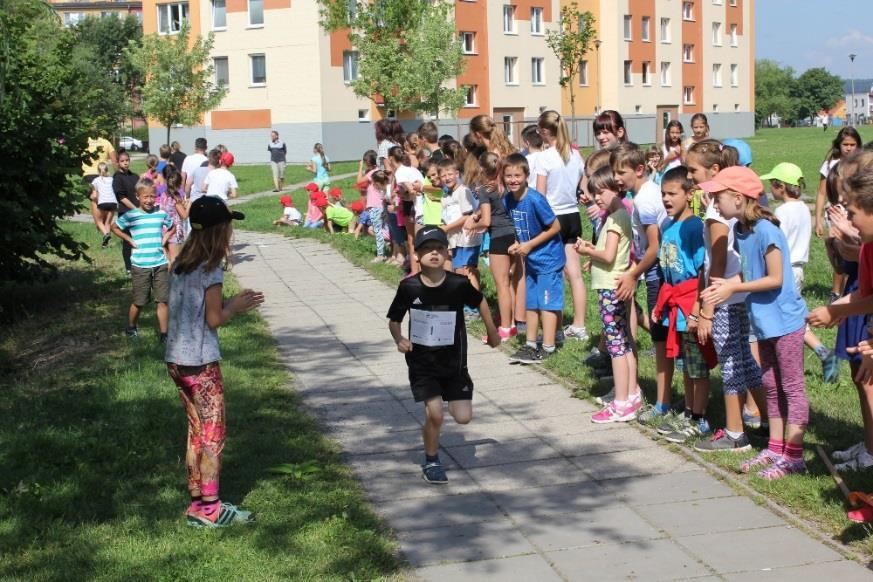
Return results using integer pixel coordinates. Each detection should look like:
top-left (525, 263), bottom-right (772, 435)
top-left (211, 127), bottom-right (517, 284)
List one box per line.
top-left (509, 344), bottom-right (541, 365)
top-left (537, 347), bottom-right (555, 362)
top-left (159, 333), bottom-right (168, 344)
top-left (584, 348), bottom-right (610, 369)
top-left (125, 326), bottom-right (139, 339)
top-left (421, 461), bottom-right (448, 484)
top-left (694, 429), bottom-right (752, 453)
top-left (101, 233), bottom-right (112, 247)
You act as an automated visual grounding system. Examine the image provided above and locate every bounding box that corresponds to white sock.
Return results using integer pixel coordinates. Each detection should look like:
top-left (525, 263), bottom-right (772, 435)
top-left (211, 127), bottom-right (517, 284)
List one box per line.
top-left (726, 429), bottom-right (744, 440)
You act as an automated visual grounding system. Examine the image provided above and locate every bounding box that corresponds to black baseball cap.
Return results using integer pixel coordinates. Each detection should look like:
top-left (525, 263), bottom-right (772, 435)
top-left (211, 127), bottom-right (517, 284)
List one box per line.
top-left (189, 196), bottom-right (245, 230)
top-left (414, 226), bottom-right (449, 250)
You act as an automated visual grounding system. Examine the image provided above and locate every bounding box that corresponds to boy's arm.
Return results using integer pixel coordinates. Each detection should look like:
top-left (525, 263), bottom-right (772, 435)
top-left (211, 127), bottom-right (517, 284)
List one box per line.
top-left (478, 297), bottom-right (500, 347)
top-left (110, 221), bottom-right (136, 247)
top-left (516, 218), bottom-right (560, 257)
top-left (615, 223), bottom-right (660, 300)
top-left (808, 291), bottom-right (873, 326)
top-left (229, 186), bottom-right (238, 199)
top-left (388, 320), bottom-right (412, 352)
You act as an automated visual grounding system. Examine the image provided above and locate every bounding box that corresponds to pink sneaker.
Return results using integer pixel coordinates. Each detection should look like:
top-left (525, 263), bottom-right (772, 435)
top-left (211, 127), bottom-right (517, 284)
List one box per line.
top-left (591, 399), bottom-right (640, 424)
top-left (482, 326), bottom-right (517, 344)
top-left (757, 458), bottom-right (806, 481)
top-left (740, 448), bottom-right (781, 474)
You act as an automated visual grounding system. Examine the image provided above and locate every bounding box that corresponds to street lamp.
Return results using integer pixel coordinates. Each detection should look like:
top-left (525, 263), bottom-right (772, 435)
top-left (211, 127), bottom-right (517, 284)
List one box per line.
top-left (594, 39), bottom-right (601, 114)
top-left (850, 54), bottom-right (857, 126)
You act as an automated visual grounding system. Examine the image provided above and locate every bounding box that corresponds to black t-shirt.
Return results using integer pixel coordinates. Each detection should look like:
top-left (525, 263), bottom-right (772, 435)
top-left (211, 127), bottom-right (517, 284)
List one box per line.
top-left (479, 187), bottom-right (516, 239)
top-left (169, 151), bottom-right (187, 169)
top-left (387, 272), bottom-right (483, 377)
top-left (112, 169), bottom-right (140, 215)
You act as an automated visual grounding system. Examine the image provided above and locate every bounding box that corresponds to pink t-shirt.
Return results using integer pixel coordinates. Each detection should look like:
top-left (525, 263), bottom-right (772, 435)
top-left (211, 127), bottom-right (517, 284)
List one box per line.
top-left (365, 169), bottom-right (384, 209)
top-left (306, 200), bottom-right (322, 222)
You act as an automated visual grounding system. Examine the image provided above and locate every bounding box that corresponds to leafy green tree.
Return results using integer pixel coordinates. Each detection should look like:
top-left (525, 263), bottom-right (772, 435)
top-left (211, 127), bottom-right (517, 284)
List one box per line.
top-left (545, 1), bottom-right (596, 140)
top-left (126, 25), bottom-right (226, 144)
top-left (0, 0), bottom-right (104, 281)
top-left (317, 0), bottom-right (465, 117)
top-left (792, 67), bottom-right (844, 122)
top-left (755, 59), bottom-right (797, 127)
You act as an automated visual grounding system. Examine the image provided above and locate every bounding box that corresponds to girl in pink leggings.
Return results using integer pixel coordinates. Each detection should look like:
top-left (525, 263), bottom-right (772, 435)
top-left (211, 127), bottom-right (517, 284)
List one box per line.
top-left (701, 166), bottom-right (809, 480)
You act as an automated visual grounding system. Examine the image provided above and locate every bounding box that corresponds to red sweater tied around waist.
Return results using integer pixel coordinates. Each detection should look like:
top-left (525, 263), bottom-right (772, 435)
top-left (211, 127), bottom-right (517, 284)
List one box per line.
top-left (652, 277), bottom-right (718, 369)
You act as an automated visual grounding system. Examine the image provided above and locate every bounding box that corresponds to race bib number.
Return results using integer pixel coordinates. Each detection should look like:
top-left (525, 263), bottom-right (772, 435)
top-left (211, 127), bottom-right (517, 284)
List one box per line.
top-left (410, 309), bottom-right (456, 347)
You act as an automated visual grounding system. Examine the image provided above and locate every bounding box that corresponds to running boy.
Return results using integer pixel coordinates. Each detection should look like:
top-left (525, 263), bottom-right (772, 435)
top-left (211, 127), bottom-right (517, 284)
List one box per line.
top-left (111, 178), bottom-right (175, 340)
top-left (502, 153), bottom-right (566, 364)
top-left (388, 228), bottom-right (500, 484)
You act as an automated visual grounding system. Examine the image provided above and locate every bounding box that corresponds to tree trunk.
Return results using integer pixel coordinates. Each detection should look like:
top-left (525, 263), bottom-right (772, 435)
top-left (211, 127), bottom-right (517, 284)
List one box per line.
top-left (569, 84), bottom-right (577, 144)
top-left (166, 125), bottom-right (171, 147)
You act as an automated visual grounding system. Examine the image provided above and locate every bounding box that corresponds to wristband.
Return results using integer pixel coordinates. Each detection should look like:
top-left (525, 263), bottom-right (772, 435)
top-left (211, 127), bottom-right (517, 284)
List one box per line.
top-left (700, 313), bottom-right (713, 321)
top-left (688, 314), bottom-right (699, 322)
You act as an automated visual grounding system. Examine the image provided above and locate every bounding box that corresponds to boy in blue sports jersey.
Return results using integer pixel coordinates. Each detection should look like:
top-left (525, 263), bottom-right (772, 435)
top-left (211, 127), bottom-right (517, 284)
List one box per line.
top-left (503, 153), bottom-right (566, 364)
top-left (112, 178), bottom-right (175, 341)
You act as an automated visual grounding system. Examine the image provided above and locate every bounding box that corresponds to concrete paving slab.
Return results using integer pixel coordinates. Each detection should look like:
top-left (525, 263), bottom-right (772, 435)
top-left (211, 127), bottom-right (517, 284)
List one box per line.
top-left (465, 457), bottom-right (592, 492)
top-left (570, 445), bottom-right (699, 480)
top-left (445, 436), bottom-right (562, 469)
top-left (396, 518), bottom-right (538, 567)
top-left (723, 559), bottom-right (873, 581)
top-left (376, 491), bottom-right (504, 531)
top-left (414, 554), bottom-right (564, 582)
top-left (607, 470), bottom-right (736, 506)
top-left (363, 467), bottom-right (481, 502)
top-left (490, 481), bottom-right (614, 518)
top-left (635, 495), bottom-right (784, 538)
top-left (541, 426), bottom-right (660, 458)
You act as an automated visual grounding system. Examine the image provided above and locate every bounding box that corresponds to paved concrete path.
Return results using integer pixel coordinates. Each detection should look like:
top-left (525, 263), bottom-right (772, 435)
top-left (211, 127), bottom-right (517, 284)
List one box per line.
top-left (232, 230), bottom-right (871, 581)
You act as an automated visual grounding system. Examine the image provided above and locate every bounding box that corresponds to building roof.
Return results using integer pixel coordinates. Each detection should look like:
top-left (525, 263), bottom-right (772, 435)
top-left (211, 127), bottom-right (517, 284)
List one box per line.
top-left (843, 79), bottom-right (873, 94)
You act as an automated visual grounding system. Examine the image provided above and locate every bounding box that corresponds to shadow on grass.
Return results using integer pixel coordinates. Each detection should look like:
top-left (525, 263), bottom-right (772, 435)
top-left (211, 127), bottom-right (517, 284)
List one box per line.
top-left (0, 244), bottom-right (400, 580)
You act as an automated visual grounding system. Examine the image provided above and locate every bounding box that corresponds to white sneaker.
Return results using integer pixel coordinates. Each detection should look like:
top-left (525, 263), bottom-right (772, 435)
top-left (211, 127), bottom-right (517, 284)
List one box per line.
top-left (833, 441), bottom-right (866, 462)
top-left (836, 449), bottom-right (873, 472)
top-left (563, 325), bottom-right (590, 342)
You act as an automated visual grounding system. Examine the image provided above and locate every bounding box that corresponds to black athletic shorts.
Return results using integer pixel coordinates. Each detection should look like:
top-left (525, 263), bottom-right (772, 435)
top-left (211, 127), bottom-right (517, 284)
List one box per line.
top-left (557, 212), bottom-right (582, 244)
top-left (645, 277), bottom-right (669, 343)
top-left (402, 200), bottom-right (415, 217)
top-left (488, 233), bottom-right (516, 255)
top-left (97, 202), bottom-right (118, 211)
top-left (409, 369), bottom-right (474, 402)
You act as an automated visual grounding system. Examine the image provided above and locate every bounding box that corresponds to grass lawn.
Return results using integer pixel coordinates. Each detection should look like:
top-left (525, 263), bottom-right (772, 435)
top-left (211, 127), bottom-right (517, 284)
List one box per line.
top-left (232, 126), bottom-right (873, 558)
top-left (128, 160), bottom-right (359, 197)
top-left (0, 223), bottom-right (401, 581)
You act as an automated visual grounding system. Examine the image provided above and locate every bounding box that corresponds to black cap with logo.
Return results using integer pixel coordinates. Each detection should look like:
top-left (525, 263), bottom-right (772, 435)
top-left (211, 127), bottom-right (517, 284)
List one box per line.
top-left (189, 196), bottom-right (245, 230)
top-left (414, 227), bottom-right (449, 250)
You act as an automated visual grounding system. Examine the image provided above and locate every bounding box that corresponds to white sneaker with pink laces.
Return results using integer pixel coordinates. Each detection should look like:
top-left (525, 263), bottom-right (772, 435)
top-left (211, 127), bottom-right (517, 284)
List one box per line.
top-left (591, 399), bottom-right (641, 424)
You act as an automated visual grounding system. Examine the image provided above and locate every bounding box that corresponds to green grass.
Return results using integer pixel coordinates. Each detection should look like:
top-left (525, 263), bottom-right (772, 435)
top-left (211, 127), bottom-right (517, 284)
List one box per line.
top-left (128, 161), bottom-right (358, 197)
top-left (0, 223), bottom-right (401, 581)
top-left (232, 127), bottom-right (873, 558)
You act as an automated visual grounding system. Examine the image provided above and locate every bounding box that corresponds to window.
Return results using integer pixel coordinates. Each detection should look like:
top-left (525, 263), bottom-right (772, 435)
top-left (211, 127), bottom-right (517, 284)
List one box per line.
top-left (712, 63), bottom-right (722, 87)
top-left (502, 114), bottom-right (513, 141)
top-left (504, 57), bottom-right (518, 84)
top-left (642, 61), bottom-right (651, 85)
top-left (530, 7), bottom-right (543, 35)
top-left (358, 109), bottom-right (370, 122)
top-left (579, 59), bottom-right (588, 86)
top-left (730, 63), bottom-right (738, 86)
top-left (730, 24), bottom-right (738, 46)
top-left (248, 0), bottom-right (263, 26)
top-left (735, 103), bottom-right (740, 112)
top-left (214, 56), bottom-right (229, 87)
top-left (660, 61), bottom-right (671, 86)
top-left (683, 2), bottom-right (693, 20)
top-left (624, 15), bottom-right (632, 40)
top-left (660, 17), bottom-right (671, 42)
top-left (641, 16), bottom-right (650, 42)
top-left (624, 60), bottom-right (633, 85)
top-left (342, 51), bottom-right (359, 82)
top-left (713, 104), bottom-right (720, 112)
top-left (250, 54), bottom-right (266, 86)
top-left (157, 2), bottom-right (189, 35)
top-left (712, 22), bottom-right (722, 46)
top-left (730, 0), bottom-right (737, 5)
top-left (461, 31), bottom-right (475, 54)
top-left (502, 5), bottom-right (516, 34)
top-left (63, 12), bottom-right (86, 26)
top-left (212, 0), bottom-right (226, 29)
top-left (683, 44), bottom-right (694, 63)
top-left (635, 105), bottom-right (642, 113)
top-left (531, 57), bottom-right (544, 85)
top-left (683, 86), bottom-right (694, 105)
top-left (713, 0), bottom-right (723, 4)
top-left (464, 85), bottom-right (477, 107)
top-left (346, 0), bottom-right (357, 24)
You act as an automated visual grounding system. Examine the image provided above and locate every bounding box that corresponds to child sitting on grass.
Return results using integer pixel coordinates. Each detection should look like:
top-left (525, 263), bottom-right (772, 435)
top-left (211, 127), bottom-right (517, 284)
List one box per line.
top-left (273, 195), bottom-right (302, 227)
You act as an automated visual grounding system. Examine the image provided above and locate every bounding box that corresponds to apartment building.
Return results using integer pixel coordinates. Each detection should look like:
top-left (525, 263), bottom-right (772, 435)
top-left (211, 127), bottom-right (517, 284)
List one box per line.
top-left (52, 0), bottom-right (142, 27)
top-left (140, 0), bottom-right (754, 162)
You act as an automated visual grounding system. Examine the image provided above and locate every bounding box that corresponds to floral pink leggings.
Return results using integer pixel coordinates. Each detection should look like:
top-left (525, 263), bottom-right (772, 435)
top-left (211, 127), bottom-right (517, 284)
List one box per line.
top-left (167, 363), bottom-right (226, 498)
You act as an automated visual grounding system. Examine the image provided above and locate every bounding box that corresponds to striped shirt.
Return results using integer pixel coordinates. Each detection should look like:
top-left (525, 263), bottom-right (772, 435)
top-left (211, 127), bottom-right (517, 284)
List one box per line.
top-left (115, 208), bottom-right (173, 268)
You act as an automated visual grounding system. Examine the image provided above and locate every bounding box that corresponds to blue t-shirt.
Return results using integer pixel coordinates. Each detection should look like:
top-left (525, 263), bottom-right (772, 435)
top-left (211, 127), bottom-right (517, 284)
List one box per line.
top-left (115, 208), bottom-right (173, 268)
top-left (659, 216), bottom-right (705, 331)
top-left (734, 219), bottom-right (807, 340)
top-left (311, 154), bottom-right (330, 182)
top-left (504, 188), bottom-right (565, 274)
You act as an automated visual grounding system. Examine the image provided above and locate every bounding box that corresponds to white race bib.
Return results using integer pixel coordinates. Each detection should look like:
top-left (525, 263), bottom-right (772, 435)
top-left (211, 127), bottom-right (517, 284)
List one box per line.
top-left (410, 309), bottom-right (456, 347)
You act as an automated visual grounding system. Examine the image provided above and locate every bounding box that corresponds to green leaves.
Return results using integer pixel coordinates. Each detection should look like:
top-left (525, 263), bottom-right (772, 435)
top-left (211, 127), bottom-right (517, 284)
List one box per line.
top-left (268, 460), bottom-right (323, 481)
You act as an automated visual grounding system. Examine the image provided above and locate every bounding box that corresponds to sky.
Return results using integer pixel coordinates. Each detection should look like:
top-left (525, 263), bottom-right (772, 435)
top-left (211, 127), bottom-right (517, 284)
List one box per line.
top-left (756, 0), bottom-right (873, 79)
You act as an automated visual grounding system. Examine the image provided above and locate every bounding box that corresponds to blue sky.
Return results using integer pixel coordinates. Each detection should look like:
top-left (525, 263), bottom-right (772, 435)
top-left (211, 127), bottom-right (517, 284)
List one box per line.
top-left (756, 0), bottom-right (873, 78)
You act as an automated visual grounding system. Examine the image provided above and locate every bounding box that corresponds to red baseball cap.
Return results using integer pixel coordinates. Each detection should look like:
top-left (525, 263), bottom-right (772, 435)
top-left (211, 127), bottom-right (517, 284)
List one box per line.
top-left (304, 182), bottom-right (319, 192)
top-left (279, 195), bottom-right (293, 207)
top-left (328, 186), bottom-right (343, 198)
top-left (314, 194), bottom-right (328, 208)
top-left (349, 200), bottom-right (365, 213)
top-left (220, 152), bottom-right (234, 168)
top-left (698, 166), bottom-right (764, 200)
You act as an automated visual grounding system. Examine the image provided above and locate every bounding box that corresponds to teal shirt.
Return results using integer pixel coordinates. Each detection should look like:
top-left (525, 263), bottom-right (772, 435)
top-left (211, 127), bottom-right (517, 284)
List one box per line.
top-left (116, 208), bottom-right (173, 268)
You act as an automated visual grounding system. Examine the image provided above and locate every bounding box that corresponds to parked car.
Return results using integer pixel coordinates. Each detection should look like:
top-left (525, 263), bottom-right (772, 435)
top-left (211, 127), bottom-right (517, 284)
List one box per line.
top-left (118, 136), bottom-right (143, 151)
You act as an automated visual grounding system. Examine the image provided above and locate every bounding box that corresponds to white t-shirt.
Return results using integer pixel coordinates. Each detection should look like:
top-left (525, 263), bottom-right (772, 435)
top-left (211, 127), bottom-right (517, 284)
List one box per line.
top-left (526, 150), bottom-right (543, 189)
top-left (191, 165), bottom-right (212, 202)
top-left (703, 201), bottom-right (746, 305)
top-left (774, 199), bottom-right (811, 266)
top-left (536, 147), bottom-right (584, 215)
top-left (820, 159), bottom-right (839, 179)
top-left (181, 153), bottom-right (207, 180)
top-left (283, 207), bottom-right (302, 221)
top-left (631, 179), bottom-right (669, 264)
top-left (442, 185), bottom-right (482, 249)
top-left (394, 165), bottom-right (424, 187)
top-left (93, 176), bottom-right (116, 205)
top-left (203, 168), bottom-right (238, 200)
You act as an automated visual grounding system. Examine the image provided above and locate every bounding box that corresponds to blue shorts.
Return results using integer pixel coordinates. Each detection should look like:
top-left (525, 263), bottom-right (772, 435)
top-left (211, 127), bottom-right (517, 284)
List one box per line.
top-left (303, 219), bottom-right (323, 229)
top-left (526, 269), bottom-right (564, 311)
top-left (452, 246), bottom-right (480, 269)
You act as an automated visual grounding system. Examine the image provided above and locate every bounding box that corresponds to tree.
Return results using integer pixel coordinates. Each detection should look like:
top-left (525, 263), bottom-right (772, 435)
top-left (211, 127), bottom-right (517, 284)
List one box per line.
top-left (545, 1), bottom-right (596, 141)
top-left (126, 25), bottom-right (226, 144)
top-left (792, 67), bottom-right (844, 122)
top-left (755, 59), bottom-right (797, 127)
top-left (317, 0), bottom-right (466, 118)
top-left (0, 0), bottom-right (105, 281)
